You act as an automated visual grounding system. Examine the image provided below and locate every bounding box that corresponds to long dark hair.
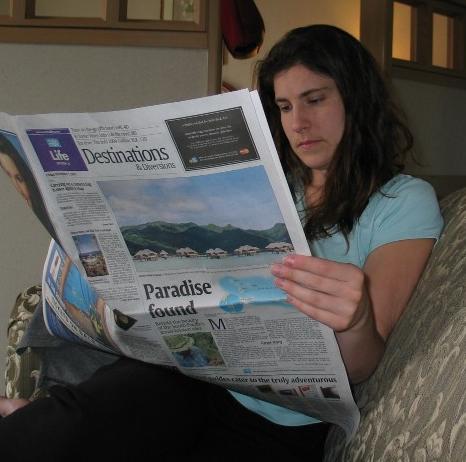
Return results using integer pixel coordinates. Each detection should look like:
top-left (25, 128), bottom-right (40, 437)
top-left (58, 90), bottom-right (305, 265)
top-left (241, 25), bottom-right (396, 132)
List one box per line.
top-left (256, 25), bottom-right (413, 241)
top-left (0, 132), bottom-right (59, 242)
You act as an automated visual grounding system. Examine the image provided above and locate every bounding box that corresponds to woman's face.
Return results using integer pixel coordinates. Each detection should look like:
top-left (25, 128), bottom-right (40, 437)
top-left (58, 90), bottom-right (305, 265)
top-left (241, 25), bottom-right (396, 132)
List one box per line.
top-left (273, 64), bottom-right (345, 176)
top-left (0, 153), bottom-right (32, 206)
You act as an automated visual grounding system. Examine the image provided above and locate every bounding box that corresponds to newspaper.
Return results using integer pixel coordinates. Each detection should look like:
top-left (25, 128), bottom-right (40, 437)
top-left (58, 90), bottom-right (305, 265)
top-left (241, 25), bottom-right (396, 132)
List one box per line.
top-left (0, 90), bottom-right (359, 438)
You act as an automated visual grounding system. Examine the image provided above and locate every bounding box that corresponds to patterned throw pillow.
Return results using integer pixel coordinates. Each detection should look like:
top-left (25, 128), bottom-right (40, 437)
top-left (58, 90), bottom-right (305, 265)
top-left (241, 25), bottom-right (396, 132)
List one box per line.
top-left (5, 285), bottom-right (45, 400)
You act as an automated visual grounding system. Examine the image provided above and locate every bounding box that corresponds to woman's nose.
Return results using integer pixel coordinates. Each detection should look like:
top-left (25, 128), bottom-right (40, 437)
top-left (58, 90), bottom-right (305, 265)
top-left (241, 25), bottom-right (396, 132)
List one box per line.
top-left (291, 107), bottom-right (310, 132)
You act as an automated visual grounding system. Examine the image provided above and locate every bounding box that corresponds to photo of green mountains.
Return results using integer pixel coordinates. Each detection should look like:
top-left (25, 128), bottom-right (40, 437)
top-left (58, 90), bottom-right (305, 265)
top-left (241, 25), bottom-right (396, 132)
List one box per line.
top-left (98, 166), bottom-right (293, 271)
top-left (121, 221), bottom-right (290, 255)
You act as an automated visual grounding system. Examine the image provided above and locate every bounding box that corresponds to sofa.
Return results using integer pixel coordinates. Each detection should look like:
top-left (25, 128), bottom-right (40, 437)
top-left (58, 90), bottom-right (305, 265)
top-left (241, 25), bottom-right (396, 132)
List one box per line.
top-left (4, 187), bottom-right (466, 461)
top-left (324, 187), bottom-right (466, 461)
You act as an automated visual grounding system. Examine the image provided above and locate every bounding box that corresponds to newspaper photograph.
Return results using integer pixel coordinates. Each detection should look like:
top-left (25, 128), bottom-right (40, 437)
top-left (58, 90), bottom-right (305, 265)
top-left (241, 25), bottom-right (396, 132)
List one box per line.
top-left (1, 89), bottom-right (360, 438)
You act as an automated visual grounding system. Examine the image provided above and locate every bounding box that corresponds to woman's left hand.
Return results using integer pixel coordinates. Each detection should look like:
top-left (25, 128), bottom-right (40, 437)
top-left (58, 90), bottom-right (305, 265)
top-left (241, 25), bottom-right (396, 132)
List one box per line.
top-left (271, 239), bottom-right (435, 383)
top-left (271, 253), bottom-right (383, 382)
top-left (271, 254), bottom-right (370, 334)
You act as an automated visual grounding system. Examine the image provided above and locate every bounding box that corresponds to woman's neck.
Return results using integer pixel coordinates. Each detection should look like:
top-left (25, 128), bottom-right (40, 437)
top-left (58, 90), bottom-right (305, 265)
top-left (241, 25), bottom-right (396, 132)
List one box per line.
top-left (305, 170), bottom-right (326, 207)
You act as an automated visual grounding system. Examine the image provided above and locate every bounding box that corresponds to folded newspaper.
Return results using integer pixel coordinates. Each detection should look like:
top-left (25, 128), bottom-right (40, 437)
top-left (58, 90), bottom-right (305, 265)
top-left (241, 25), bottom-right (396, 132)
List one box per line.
top-left (0, 90), bottom-right (359, 437)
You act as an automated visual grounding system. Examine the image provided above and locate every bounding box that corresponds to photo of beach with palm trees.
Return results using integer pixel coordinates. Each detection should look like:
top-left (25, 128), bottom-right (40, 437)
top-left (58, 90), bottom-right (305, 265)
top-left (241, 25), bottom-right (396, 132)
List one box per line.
top-left (98, 166), bottom-right (294, 272)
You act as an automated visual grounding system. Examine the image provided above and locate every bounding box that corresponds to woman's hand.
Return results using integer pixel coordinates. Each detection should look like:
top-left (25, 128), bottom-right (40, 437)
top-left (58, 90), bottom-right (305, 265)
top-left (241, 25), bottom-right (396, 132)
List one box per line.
top-left (271, 253), bottom-right (384, 383)
top-left (0, 396), bottom-right (30, 417)
top-left (271, 238), bottom-right (435, 383)
top-left (271, 254), bottom-right (370, 333)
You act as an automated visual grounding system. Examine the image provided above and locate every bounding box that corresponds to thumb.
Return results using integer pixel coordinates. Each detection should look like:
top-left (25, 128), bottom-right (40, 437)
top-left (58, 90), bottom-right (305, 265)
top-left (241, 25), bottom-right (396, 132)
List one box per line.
top-left (0, 396), bottom-right (30, 417)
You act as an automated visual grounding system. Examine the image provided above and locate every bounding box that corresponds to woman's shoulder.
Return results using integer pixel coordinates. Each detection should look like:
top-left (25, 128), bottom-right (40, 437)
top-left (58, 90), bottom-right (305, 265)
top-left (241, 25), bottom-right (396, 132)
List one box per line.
top-left (380, 173), bottom-right (436, 196)
top-left (369, 174), bottom-right (439, 212)
top-left (364, 174), bottom-right (444, 248)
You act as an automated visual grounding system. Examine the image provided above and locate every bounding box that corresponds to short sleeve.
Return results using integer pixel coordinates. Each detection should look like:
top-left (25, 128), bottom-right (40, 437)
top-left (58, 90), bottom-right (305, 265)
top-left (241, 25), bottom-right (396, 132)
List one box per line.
top-left (368, 176), bottom-right (444, 254)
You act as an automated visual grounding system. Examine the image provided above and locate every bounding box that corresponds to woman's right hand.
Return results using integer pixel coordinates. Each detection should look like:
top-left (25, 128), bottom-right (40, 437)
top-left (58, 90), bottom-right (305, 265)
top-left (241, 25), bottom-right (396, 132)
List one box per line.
top-left (0, 396), bottom-right (30, 417)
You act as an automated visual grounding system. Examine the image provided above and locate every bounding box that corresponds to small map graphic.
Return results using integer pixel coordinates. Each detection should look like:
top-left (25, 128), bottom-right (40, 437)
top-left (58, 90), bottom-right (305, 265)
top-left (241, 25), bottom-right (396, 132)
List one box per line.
top-left (218, 275), bottom-right (289, 313)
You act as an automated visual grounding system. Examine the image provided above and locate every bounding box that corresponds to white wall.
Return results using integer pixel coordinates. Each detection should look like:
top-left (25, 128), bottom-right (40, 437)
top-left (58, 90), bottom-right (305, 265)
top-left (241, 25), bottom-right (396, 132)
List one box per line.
top-left (0, 44), bottom-right (208, 114)
top-left (394, 78), bottom-right (466, 175)
top-left (394, 78), bottom-right (466, 197)
top-left (0, 42), bottom-right (208, 393)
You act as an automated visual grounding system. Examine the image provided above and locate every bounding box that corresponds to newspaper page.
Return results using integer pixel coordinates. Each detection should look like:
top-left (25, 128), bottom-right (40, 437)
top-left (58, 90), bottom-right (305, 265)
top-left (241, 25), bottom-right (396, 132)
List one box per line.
top-left (2, 90), bottom-right (359, 437)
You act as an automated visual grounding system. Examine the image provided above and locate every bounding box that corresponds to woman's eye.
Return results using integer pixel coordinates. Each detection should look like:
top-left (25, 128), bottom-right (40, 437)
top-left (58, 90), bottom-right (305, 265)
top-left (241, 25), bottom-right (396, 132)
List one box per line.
top-left (307, 96), bottom-right (323, 105)
top-left (278, 105), bottom-right (291, 113)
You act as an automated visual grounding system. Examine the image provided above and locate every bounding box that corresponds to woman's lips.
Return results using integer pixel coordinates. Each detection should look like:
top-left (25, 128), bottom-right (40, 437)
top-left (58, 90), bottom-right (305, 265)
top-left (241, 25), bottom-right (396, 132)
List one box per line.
top-left (297, 139), bottom-right (321, 148)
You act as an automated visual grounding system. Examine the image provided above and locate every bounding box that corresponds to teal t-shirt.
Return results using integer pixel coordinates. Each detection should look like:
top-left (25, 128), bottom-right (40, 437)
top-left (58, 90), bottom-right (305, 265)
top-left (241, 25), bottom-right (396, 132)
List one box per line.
top-left (230, 174), bottom-right (444, 426)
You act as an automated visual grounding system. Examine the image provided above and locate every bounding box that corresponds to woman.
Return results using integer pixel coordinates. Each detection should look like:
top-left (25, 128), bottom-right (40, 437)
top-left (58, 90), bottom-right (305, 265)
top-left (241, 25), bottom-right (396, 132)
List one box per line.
top-left (260, 24), bottom-right (442, 382)
top-left (0, 132), bottom-right (59, 242)
top-left (0, 25), bottom-right (443, 461)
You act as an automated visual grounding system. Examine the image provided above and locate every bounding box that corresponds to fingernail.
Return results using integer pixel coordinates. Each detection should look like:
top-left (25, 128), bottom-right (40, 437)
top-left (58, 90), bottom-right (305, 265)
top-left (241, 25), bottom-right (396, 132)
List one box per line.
top-left (283, 255), bottom-right (295, 266)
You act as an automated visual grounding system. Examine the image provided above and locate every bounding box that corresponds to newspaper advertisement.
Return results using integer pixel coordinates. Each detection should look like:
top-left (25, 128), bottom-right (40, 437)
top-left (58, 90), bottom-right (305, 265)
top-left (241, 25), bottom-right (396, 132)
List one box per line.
top-left (0, 90), bottom-right (360, 437)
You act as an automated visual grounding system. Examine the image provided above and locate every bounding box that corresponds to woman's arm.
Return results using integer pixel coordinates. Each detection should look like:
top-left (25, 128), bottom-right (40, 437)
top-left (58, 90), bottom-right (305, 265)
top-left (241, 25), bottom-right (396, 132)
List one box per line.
top-left (271, 237), bottom-right (435, 383)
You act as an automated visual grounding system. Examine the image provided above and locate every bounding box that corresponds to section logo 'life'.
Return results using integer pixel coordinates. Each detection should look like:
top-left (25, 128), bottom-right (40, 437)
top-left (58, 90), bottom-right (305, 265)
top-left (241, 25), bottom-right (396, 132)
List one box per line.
top-left (27, 128), bottom-right (88, 172)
